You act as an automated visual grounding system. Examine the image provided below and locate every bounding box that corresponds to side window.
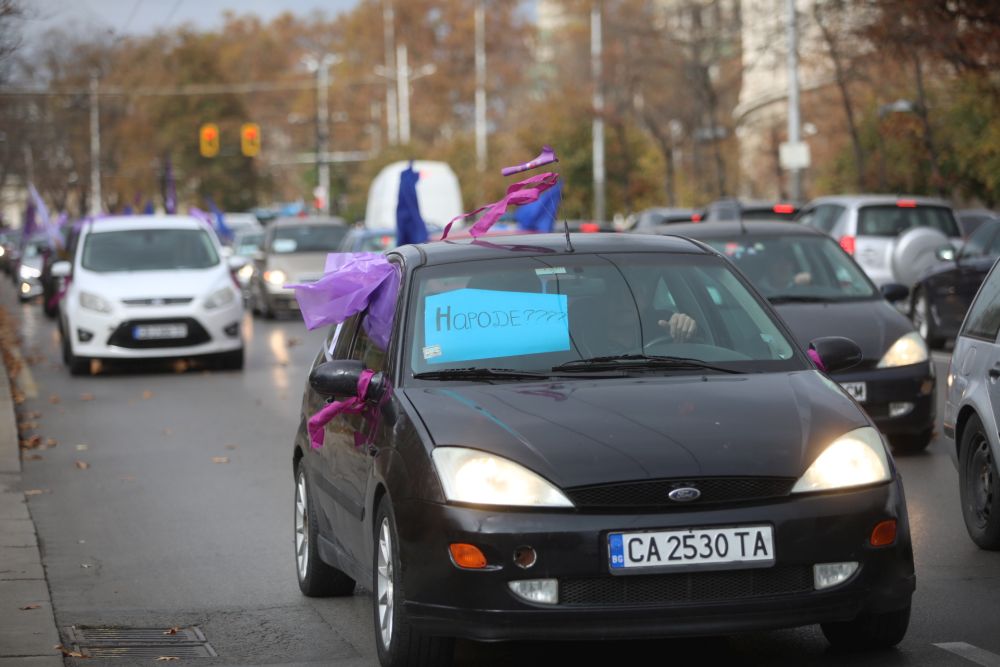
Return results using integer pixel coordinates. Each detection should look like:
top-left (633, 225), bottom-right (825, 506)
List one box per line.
top-left (962, 268), bottom-right (1000, 341)
top-left (963, 224), bottom-right (997, 259)
top-left (353, 312), bottom-right (387, 372)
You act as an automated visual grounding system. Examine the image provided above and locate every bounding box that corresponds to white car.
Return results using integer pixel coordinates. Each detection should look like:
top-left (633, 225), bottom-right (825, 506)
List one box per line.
top-left (51, 216), bottom-right (246, 375)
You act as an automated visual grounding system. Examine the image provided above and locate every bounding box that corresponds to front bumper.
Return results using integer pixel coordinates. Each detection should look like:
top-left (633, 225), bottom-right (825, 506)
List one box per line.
top-left (19, 277), bottom-right (42, 299)
top-left (831, 362), bottom-right (935, 437)
top-left (66, 300), bottom-right (244, 360)
top-left (394, 482), bottom-right (915, 641)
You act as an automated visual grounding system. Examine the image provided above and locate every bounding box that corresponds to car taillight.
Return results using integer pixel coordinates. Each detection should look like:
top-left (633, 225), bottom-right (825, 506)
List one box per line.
top-left (773, 203), bottom-right (796, 215)
top-left (691, 213), bottom-right (703, 222)
top-left (839, 235), bottom-right (855, 255)
top-left (896, 199), bottom-right (917, 208)
top-left (580, 222), bottom-right (600, 233)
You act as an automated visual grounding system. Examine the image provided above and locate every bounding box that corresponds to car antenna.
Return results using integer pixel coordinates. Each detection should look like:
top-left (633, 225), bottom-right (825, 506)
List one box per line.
top-left (737, 199), bottom-right (748, 235)
top-left (563, 219), bottom-right (575, 252)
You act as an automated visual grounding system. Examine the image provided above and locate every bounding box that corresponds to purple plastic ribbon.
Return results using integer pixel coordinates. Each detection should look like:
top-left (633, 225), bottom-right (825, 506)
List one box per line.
top-left (307, 369), bottom-right (375, 450)
top-left (807, 348), bottom-right (827, 372)
top-left (441, 172), bottom-right (560, 240)
top-left (501, 145), bottom-right (559, 177)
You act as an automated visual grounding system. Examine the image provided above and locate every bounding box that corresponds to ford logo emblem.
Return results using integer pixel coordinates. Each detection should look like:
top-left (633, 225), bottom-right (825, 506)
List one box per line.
top-left (668, 487), bottom-right (701, 502)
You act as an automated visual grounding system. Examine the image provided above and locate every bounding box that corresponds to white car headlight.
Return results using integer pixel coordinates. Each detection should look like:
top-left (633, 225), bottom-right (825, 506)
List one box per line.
top-left (204, 286), bottom-right (236, 309)
top-left (792, 426), bottom-right (890, 494)
top-left (237, 264), bottom-right (254, 281)
top-left (79, 291), bottom-right (112, 313)
top-left (877, 332), bottom-right (928, 368)
top-left (264, 269), bottom-right (286, 287)
top-left (431, 447), bottom-right (573, 508)
top-left (19, 264), bottom-right (41, 279)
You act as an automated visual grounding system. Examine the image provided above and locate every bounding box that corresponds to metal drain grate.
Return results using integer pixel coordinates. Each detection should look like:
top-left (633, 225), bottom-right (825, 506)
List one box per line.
top-left (65, 626), bottom-right (217, 659)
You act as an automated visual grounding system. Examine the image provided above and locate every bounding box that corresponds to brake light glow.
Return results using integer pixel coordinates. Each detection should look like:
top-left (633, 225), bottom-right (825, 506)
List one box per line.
top-left (839, 235), bottom-right (856, 255)
top-left (691, 213), bottom-right (703, 222)
top-left (896, 199), bottom-right (917, 208)
top-left (580, 222), bottom-right (600, 233)
top-left (773, 203), bottom-right (796, 214)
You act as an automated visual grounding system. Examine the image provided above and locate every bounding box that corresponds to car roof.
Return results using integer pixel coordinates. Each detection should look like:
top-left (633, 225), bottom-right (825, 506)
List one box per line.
top-left (271, 216), bottom-right (346, 227)
top-left (804, 194), bottom-right (953, 208)
top-left (83, 215), bottom-right (206, 233)
top-left (390, 232), bottom-right (707, 267)
top-left (650, 221), bottom-right (826, 239)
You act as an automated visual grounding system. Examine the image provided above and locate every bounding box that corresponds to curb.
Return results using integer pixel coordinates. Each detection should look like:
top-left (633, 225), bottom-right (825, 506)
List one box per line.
top-left (0, 296), bottom-right (63, 666)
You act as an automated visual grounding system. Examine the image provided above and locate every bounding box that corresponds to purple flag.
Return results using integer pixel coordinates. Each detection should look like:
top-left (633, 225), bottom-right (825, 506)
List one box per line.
top-left (163, 155), bottom-right (177, 214)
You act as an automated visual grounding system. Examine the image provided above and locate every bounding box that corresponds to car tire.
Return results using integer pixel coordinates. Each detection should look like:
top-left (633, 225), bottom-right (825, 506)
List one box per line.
top-left (218, 348), bottom-right (244, 371)
top-left (821, 603), bottom-right (910, 649)
top-left (889, 428), bottom-right (933, 455)
top-left (910, 287), bottom-right (944, 349)
top-left (373, 497), bottom-right (454, 667)
top-left (62, 332), bottom-right (90, 377)
top-left (295, 465), bottom-right (356, 597)
top-left (959, 414), bottom-right (1000, 550)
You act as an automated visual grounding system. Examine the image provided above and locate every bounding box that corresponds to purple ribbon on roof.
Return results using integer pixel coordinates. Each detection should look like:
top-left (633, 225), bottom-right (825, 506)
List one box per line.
top-left (501, 145), bottom-right (558, 177)
top-left (288, 252), bottom-right (399, 348)
top-left (441, 172), bottom-right (560, 240)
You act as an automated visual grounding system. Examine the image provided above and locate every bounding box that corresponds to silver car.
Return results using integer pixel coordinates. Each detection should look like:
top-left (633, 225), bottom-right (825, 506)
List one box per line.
top-left (798, 195), bottom-right (963, 287)
top-left (944, 258), bottom-right (1000, 549)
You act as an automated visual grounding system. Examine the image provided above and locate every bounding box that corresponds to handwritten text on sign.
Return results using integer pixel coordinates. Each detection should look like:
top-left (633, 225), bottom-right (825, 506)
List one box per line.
top-left (423, 289), bottom-right (570, 364)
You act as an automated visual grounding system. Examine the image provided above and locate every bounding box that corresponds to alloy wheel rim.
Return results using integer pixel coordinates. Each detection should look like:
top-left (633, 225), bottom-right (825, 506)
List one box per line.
top-left (377, 517), bottom-right (394, 648)
top-left (971, 438), bottom-right (994, 526)
top-left (295, 472), bottom-right (308, 580)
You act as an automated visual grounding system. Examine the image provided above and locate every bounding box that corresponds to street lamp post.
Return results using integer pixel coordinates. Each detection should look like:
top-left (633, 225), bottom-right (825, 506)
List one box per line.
top-left (591, 2), bottom-right (606, 226)
top-left (89, 72), bottom-right (101, 216)
top-left (303, 53), bottom-right (341, 215)
top-left (475, 0), bottom-right (487, 174)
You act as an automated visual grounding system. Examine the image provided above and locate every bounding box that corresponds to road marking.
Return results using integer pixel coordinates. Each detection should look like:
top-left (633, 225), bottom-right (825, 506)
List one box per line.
top-left (934, 642), bottom-right (1000, 666)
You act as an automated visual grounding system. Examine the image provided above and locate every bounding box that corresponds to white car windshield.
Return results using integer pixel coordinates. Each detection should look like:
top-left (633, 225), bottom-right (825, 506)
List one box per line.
top-left (82, 228), bottom-right (220, 272)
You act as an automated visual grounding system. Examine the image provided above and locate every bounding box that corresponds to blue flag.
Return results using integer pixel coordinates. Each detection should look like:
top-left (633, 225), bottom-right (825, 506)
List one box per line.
top-left (515, 179), bottom-right (562, 233)
top-left (205, 196), bottom-right (233, 242)
top-left (396, 162), bottom-right (428, 245)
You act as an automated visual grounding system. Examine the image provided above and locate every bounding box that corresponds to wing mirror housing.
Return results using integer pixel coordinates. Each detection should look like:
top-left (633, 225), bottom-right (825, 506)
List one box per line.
top-left (309, 360), bottom-right (386, 402)
top-left (809, 336), bottom-right (863, 374)
top-left (50, 260), bottom-right (72, 278)
top-left (879, 283), bottom-right (909, 303)
top-left (227, 255), bottom-right (249, 271)
top-left (935, 245), bottom-right (956, 262)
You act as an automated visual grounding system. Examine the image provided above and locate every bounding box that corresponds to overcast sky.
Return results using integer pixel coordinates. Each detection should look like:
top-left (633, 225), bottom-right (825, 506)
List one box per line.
top-left (24, 0), bottom-right (363, 42)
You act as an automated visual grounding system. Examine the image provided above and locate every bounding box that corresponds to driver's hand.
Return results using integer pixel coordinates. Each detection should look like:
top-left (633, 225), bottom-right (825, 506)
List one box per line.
top-left (659, 313), bottom-right (697, 342)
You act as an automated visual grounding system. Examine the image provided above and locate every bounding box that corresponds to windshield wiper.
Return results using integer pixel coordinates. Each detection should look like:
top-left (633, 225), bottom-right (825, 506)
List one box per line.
top-left (552, 354), bottom-right (744, 374)
top-left (767, 294), bottom-right (836, 304)
top-left (413, 367), bottom-right (553, 382)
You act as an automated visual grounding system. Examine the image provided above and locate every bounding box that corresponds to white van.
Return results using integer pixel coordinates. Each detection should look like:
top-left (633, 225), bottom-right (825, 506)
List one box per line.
top-left (363, 161), bottom-right (463, 231)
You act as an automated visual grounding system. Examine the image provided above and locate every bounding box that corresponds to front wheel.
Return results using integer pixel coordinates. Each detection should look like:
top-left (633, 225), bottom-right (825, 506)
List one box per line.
top-left (821, 603), bottom-right (910, 649)
top-left (62, 331), bottom-right (90, 376)
top-left (910, 287), bottom-right (943, 349)
top-left (295, 465), bottom-right (356, 596)
top-left (959, 414), bottom-right (1000, 549)
top-left (373, 498), bottom-right (453, 667)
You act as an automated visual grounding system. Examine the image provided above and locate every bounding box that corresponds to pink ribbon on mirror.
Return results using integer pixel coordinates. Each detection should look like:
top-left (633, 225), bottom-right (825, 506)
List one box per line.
top-left (441, 172), bottom-right (560, 240)
top-left (807, 348), bottom-right (827, 372)
top-left (307, 369), bottom-right (375, 450)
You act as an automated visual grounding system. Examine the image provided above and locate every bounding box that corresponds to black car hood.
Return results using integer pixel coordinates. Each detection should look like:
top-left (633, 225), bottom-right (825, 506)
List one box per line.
top-left (773, 299), bottom-right (913, 365)
top-left (402, 371), bottom-right (867, 489)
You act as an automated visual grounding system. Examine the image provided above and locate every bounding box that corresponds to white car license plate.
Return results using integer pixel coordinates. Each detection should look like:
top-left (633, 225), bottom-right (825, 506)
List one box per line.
top-left (840, 381), bottom-right (867, 402)
top-left (608, 525), bottom-right (774, 574)
top-left (133, 323), bottom-right (188, 340)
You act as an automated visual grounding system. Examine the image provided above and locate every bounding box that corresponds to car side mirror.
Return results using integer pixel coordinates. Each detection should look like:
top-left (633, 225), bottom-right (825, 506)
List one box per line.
top-left (809, 336), bottom-right (863, 374)
top-left (935, 246), bottom-right (956, 262)
top-left (880, 283), bottom-right (909, 303)
top-left (227, 255), bottom-right (248, 271)
top-left (51, 260), bottom-right (72, 278)
top-left (309, 360), bottom-right (386, 402)
top-left (220, 246), bottom-right (233, 258)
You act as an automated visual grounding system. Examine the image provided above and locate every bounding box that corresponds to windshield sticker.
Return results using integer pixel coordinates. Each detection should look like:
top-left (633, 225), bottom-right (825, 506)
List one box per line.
top-left (423, 344), bottom-right (442, 360)
top-left (424, 289), bottom-right (570, 364)
top-left (535, 267), bottom-right (566, 275)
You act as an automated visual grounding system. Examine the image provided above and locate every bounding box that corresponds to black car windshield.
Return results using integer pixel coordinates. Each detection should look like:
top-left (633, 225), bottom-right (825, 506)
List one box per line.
top-left (858, 205), bottom-right (960, 238)
top-left (82, 228), bottom-right (219, 272)
top-left (406, 253), bottom-right (802, 378)
top-left (704, 235), bottom-right (877, 301)
top-left (270, 224), bottom-right (348, 253)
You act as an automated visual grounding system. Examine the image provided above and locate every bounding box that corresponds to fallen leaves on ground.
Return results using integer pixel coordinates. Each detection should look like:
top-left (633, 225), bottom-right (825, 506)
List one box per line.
top-left (142, 390), bottom-right (154, 399)
top-left (74, 460), bottom-right (90, 470)
top-left (20, 435), bottom-right (41, 449)
top-left (54, 644), bottom-right (88, 658)
top-left (19, 604), bottom-right (41, 610)
top-left (163, 627), bottom-right (180, 635)
top-left (25, 410), bottom-right (42, 418)
top-left (44, 438), bottom-right (58, 448)
top-left (287, 337), bottom-right (302, 348)
top-left (79, 393), bottom-right (95, 401)
top-left (211, 456), bottom-right (230, 464)
top-left (49, 394), bottom-right (61, 404)
top-left (17, 421), bottom-right (39, 432)
top-left (24, 489), bottom-right (50, 496)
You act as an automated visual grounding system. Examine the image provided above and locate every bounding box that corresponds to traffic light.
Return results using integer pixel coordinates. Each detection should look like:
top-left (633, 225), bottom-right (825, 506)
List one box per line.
top-left (199, 123), bottom-right (220, 158)
top-left (240, 123), bottom-right (261, 157)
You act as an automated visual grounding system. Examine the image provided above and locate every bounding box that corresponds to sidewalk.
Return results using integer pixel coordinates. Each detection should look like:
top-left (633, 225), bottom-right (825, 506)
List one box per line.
top-left (0, 294), bottom-right (63, 666)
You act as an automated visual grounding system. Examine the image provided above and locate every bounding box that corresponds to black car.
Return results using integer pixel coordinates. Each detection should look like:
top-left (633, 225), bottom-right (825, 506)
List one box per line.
top-left (703, 198), bottom-right (799, 222)
top-left (292, 233), bottom-right (914, 666)
top-left (909, 218), bottom-right (1000, 348)
top-left (652, 222), bottom-right (935, 453)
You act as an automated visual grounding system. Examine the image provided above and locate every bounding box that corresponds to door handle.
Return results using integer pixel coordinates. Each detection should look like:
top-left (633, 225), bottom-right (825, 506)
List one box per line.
top-left (989, 367), bottom-right (1000, 380)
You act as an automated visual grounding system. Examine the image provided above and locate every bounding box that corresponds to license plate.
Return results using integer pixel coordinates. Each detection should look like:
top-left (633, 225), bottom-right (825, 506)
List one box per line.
top-left (133, 323), bottom-right (188, 340)
top-left (840, 381), bottom-right (867, 402)
top-left (608, 525), bottom-right (774, 574)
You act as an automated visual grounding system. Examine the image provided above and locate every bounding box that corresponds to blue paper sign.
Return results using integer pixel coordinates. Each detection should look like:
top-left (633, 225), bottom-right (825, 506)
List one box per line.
top-left (423, 289), bottom-right (570, 364)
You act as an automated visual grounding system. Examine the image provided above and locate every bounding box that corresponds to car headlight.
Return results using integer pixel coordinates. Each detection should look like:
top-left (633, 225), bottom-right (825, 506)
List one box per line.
top-left (431, 447), bottom-right (574, 508)
top-left (204, 286), bottom-right (236, 309)
top-left (19, 264), bottom-right (41, 279)
top-left (264, 269), bottom-right (286, 287)
top-left (79, 291), bottom-right (112, 313)
top-left (237, 264), bottom-right (254, 281)
top-left (792, 426), bottom-right (890, 493)
top-left (877, 332), bottom-right (928, 368)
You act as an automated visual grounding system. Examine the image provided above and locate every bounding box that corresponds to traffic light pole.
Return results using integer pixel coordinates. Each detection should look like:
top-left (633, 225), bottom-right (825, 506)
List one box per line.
top-left (89, 72), bottom-right (102, 216)
top-left (317, 59), bottom-right (331, 215)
